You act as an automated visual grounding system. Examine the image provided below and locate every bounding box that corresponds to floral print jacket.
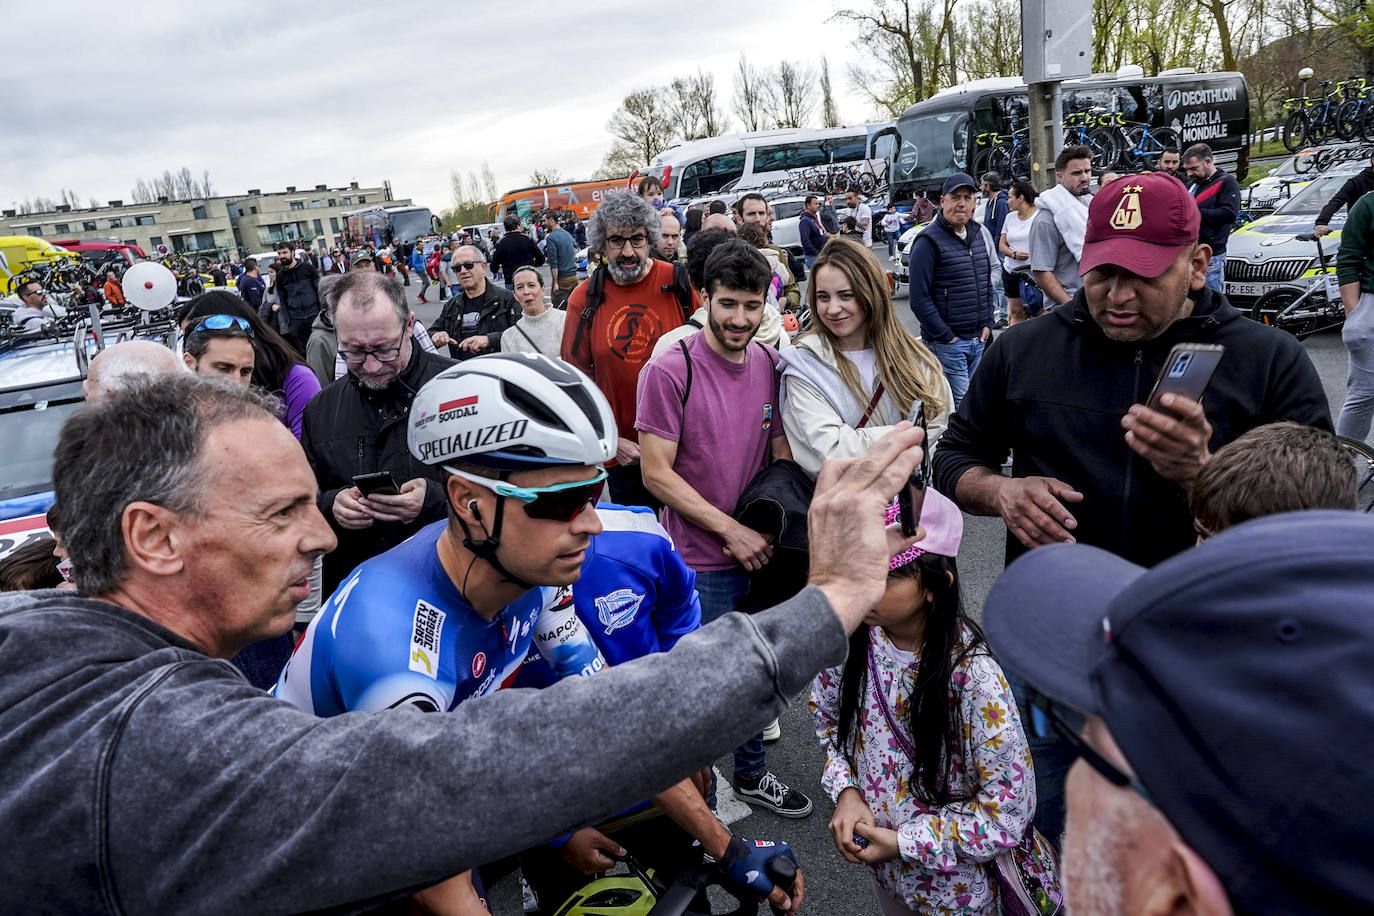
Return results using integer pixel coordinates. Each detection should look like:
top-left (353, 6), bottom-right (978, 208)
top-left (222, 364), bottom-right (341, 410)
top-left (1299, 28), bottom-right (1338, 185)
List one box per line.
top-left (809, 625), bottom-right (1035, 914)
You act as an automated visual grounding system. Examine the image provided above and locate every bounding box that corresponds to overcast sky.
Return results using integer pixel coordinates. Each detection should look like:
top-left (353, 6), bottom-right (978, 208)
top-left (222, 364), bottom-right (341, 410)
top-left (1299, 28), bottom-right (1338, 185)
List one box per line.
top-left (3, 1), bottom-right (878, 214)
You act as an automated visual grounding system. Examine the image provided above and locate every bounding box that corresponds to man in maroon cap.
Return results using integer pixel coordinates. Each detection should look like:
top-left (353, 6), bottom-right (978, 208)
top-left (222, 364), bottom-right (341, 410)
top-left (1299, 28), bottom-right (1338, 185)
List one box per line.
top-left (931, 171), bottom-right (1331, 842)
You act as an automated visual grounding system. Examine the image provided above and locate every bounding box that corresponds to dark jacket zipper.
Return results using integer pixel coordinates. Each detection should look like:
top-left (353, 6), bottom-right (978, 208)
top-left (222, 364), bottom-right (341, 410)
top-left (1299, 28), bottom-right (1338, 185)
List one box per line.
top-left (1121, 348), bottom-right (1144, 548)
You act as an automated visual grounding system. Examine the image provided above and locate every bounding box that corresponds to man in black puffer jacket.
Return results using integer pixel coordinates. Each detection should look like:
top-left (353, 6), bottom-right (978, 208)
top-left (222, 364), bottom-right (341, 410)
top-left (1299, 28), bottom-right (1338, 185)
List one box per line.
top-left (490, 216), bottom-right (546, 288)
top-left (932, 172), bottom-right (1331, 847)
top-left (908, 172), bottom-right (995, 407)
top-left (300, 271), bottom-right (454, 591)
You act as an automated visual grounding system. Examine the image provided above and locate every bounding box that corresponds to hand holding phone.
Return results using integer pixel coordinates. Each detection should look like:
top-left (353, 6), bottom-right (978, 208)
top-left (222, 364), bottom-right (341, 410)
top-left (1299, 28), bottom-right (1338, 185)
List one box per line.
top-left (897, 403), bottom-right (930, 538)
top-left (352, 471), bottom-right (401, 497)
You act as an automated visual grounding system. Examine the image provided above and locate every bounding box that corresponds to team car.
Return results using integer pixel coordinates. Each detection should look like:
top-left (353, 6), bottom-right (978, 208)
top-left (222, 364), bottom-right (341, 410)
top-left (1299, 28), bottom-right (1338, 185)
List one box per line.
top-left (1224, 160), bottom-right (1365, 316)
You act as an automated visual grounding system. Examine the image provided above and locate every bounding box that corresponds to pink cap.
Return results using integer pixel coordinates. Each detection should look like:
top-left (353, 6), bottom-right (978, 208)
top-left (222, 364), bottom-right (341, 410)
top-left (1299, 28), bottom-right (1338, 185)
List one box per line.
top-left (1080, 172), bottom-right (1201, 279)
top-left (884, 487), bottom-right (963, 568)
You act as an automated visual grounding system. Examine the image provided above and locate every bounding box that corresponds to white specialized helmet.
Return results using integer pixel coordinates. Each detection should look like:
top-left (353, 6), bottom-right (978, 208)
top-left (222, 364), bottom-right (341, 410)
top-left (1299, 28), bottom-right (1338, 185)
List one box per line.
top-left (408, 353), bottom-right (617, 470)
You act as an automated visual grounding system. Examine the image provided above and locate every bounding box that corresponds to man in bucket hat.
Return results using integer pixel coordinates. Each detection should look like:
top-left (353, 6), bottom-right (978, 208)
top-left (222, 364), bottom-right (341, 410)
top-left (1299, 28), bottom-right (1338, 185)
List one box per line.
top-left (983, 510), bottom-right (1374, 915)
top-left (932, 171), bottom-right (1331, 841)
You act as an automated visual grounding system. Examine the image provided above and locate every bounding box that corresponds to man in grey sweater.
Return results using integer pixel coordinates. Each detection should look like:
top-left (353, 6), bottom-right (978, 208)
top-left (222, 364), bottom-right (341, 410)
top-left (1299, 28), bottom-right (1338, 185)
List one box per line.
top-left (0, 373), bottom-right (925, 913)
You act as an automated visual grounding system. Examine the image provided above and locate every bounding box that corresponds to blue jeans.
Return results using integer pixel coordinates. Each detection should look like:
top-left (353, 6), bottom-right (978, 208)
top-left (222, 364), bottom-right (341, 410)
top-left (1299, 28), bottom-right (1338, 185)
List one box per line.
top-left (1005, 671), bottom-right (1075, 849)
top-left (885, 230), bottom-right (899, 259)
top-left (930, 336), bottom-right (985, 408)
top-left (695, 567), bottom-right (766, 780)
top-left (1205, 253), bottom-right (1225, 292)
top-left (803, 254), bottom-right (816, 270)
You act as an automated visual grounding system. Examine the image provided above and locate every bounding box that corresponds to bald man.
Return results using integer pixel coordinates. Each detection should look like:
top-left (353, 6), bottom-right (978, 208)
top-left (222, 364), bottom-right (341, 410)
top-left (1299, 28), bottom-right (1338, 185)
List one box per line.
top-left (83, 340), bottom-right (184, 402)
top-left (702, 213), bottom-right (738, 233)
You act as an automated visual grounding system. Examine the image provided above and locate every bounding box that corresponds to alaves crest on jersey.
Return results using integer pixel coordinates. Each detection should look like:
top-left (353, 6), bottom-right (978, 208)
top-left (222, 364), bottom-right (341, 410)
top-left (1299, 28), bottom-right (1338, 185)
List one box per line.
top-left (595, 587), bottom-right (645, 635)
top-left (409, 599), bottom-right (446, 678)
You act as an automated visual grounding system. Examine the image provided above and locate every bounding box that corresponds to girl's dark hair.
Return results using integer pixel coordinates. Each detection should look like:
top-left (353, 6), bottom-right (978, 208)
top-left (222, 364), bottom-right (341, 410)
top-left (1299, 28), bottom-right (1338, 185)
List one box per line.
top-left (835, 553), bottom-right (987, 806)
top-left (180, 290), bottom-right (304, 394)
top-left (684, 207), bottom-right (703, 234)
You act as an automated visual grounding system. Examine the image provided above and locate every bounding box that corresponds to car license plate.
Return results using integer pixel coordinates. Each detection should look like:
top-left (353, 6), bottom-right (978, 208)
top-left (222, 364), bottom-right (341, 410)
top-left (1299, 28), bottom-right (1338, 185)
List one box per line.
top-left (1225, 282), bottom-right (1265, 297)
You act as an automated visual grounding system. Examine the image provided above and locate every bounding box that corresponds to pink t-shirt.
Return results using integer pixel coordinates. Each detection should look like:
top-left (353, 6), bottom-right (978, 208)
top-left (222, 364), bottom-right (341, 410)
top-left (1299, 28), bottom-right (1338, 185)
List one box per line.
top-left (636, 331), bottom-right (784, 571)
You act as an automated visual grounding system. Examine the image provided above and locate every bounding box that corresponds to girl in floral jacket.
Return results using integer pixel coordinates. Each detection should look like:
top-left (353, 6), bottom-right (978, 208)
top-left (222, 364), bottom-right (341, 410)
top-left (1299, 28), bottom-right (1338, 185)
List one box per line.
top-left (810, 491), bottom-right (1048, 914)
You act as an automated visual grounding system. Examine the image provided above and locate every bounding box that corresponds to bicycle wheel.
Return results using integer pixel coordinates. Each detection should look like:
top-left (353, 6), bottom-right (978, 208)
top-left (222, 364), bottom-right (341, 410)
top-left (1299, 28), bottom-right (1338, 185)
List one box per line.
top-left (194, 256), bottom-right (212, 271)
top-left (986, 147), bottom-right (1011, 181)
top-left (1361, 103), bottom-right (1374, 141)
top-left (1249, 287), bottom-right (1301, 329)
top-left (1337, 99), bottom-right (1363, 140)
top-left (857, 172), bottom-right (877, 196)
top-left (1282, 112), bottom-right (1307, 151)
top-left (1144, 127), bottom-right (1179, 169)
top-left (1337, 436), bottom-right (1374, 511)
top-left (183, 276), bottom-right (205, 298)
top-left (1086, 127), bottom-right (1119, 171)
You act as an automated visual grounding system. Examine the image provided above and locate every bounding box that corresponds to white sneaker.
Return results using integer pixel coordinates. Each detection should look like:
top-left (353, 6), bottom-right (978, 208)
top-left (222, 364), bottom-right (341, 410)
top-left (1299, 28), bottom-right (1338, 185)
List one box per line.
top-left (762, 718), bottom-right (782, 743)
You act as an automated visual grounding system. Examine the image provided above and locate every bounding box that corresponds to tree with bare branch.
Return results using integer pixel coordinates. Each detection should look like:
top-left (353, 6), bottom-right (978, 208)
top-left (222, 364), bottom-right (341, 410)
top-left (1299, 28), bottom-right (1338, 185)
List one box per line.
top-left (774, 60), bottom-right (817, 128)
top-left (732, 54), bottom-right (774, 131)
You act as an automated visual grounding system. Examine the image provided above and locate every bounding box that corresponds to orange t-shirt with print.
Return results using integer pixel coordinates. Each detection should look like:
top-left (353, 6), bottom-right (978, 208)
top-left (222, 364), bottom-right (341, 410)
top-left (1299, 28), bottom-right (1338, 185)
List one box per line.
top-left (560, 259), bottom-right (696, 449)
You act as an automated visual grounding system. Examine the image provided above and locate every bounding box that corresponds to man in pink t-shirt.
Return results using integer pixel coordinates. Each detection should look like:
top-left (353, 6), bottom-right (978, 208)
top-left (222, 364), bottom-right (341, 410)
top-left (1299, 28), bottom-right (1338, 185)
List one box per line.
top-left (637, 238), bottom-right (812, 820)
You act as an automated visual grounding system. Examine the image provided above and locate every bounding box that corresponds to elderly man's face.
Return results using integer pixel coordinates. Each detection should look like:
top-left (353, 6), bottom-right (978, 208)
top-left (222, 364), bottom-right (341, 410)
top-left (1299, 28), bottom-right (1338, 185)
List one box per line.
top-left (657, 214), bottom-right (682, 259)
top-left (602, 223), bottom-right (652, 285)
top-left (454, 246), bottom-right (487, 292)
top-left (178, 417), bottom-right (335, 655)
top-left (1083, 243), bottom-right (1207, 342)
top-left (1063, 718), bottom-right (1192, 916)
top-left (941, 187), bottom-right (976, 229)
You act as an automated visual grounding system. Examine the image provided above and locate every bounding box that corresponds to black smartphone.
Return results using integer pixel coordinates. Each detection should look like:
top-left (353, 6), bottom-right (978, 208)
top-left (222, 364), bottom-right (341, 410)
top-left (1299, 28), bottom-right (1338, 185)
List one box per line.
top-left (1146, 344), bottom-right (1225, 410)
top-left (897, 403), bottom-right (930, 538)
top-left (352, 471), bottom-right (400, 496)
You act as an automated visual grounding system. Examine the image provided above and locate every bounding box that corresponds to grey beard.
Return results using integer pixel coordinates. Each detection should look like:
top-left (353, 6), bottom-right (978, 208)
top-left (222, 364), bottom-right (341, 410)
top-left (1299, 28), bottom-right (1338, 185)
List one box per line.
top-left (606, 258), bottom-right (650, 285)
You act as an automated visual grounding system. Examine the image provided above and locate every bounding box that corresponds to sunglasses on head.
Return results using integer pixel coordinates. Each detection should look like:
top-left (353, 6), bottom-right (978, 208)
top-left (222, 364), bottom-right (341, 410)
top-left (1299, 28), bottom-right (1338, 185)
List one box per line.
top-left (445, 467), bottom-right (607, 522)
top-left (191, 314), bottom-right (254, 336)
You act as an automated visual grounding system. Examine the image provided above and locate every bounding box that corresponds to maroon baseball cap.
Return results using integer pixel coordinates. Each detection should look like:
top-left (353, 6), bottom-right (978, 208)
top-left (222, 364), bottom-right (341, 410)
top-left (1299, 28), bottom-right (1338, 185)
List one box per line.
top-left (1079, 172), bottom-right (1201, 278)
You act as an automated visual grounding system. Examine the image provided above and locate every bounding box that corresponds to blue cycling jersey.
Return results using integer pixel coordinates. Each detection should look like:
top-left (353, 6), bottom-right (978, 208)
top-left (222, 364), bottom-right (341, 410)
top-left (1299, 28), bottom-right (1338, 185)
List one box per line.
top-left (274, 504), bottom-right (700, 714)
top-left (517, 503), bottom-right (701, 688)
top-left (273, 520), bottom-right (546, 714)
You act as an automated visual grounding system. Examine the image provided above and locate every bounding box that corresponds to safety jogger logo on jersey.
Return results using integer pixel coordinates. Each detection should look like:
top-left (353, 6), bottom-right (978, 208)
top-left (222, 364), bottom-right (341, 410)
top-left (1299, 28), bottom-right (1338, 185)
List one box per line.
top-left (595, 588), bottom-right (645, 635)
top-left (408, 599), bottom-right (447, 679)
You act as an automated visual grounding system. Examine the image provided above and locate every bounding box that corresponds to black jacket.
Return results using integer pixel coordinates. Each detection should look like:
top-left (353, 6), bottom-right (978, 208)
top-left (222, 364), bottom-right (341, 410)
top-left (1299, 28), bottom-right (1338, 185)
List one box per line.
top-left (490, 231), bottom-right (545, 285)
top-left (1191, 169), bottom-right (1241, 254)
top-left (301, 346), bottom-right (455, 591)
top-left (434, 283), bottom-right (520, 359)
top-left (932, 287), bottom-right (1332, 567)
top-left (276, 259), bottom-right (322, 321)
top-left (1316, 166), bottom-right (1374, 227)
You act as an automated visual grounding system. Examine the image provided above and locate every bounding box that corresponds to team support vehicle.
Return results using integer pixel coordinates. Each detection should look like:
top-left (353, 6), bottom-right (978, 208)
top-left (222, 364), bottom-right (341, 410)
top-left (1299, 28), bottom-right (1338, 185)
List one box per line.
top-left (889, 68), bottom-right (1250, 201)
top-left (633, 123), bottom-right (899, 202)
top-left (1224, 159), bottom-right (1365, 317)
top-left (491, 179), bottom-right (630, 223)
top-left (341, 205), bottom-right (441, 249)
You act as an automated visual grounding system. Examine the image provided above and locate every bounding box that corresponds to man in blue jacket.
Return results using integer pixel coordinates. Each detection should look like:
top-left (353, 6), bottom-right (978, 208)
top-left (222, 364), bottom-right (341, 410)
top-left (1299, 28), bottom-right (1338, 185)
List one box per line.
top-left (908, 172), bottom-right (995, 406)
top-left (1183, 143), bottom-right (1240, 293)
top-left (799, 195), bottom-right (828, 268)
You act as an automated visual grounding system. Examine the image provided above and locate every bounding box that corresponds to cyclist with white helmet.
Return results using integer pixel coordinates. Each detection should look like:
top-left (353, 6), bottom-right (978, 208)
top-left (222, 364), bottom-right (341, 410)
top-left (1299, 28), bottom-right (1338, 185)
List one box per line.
top-left (275, 352), bottom-right (799, 913)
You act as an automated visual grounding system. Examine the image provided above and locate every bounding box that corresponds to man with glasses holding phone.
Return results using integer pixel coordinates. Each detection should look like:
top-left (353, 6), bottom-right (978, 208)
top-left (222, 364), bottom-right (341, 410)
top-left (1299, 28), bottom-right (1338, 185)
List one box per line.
top-left (562, 192), bottom-right (697, 507)
top-left (983, 511), bottom-right (1374, 915)
top-left (300, 271), bottom-right (454, 591)
top-left (429, 245), bottom-right (519, 361)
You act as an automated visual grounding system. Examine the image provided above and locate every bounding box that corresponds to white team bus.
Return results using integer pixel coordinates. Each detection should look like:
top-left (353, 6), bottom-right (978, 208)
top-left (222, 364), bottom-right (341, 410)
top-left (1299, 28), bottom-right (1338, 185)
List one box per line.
top-left (630, 123), bottom-right (899, 201)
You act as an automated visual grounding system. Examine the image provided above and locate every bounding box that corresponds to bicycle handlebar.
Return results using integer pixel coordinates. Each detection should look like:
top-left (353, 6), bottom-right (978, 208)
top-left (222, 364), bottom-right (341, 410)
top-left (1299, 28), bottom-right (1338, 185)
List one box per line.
top-left (644, 851), bottom-right (799, 916)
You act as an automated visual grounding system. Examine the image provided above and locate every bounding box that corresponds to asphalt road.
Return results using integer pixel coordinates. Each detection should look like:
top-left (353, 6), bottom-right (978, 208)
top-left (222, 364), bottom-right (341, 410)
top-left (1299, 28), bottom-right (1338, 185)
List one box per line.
top-left (401, 251), bottom-right (1353, 915)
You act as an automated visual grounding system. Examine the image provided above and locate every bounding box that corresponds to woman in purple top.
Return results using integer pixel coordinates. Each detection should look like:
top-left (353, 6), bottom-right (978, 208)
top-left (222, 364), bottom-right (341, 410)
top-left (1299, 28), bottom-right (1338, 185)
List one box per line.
top-left (179, 291), bottom-right (322, 439)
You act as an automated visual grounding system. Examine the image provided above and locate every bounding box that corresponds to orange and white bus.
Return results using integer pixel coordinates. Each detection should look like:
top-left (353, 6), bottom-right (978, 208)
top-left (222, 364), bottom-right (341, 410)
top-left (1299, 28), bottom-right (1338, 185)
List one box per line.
top-left (490, 179), bottom-right (629, 222)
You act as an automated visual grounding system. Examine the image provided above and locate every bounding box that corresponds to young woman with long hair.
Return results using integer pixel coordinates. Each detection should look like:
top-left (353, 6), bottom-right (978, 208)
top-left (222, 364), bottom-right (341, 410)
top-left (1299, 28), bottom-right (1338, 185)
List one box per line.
top-left (779, 237), bottom-right (953, 477)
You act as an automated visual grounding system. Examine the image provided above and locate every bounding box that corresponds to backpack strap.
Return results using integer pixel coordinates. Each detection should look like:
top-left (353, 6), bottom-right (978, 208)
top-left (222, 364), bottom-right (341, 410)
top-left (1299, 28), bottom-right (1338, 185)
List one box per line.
top-left (677, 338), bottom-right (693, 409)
top-left (668, 262), bottom-right (694, 322)
top-left (568, 266), bottom-right (607, 373)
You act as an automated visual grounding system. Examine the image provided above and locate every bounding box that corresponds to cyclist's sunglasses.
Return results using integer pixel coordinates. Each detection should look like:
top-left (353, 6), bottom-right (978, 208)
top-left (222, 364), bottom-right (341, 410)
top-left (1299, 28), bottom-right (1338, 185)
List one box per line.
top-left (445, 467), bottom-right (606, 522)
top-left (190, 314), bottom-right (254, 336)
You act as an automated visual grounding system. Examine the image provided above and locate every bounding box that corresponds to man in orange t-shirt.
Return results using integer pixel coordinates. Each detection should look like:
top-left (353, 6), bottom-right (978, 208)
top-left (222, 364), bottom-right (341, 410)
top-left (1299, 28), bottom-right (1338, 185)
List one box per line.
top-left (562, 191), bottom-right (696, 508)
